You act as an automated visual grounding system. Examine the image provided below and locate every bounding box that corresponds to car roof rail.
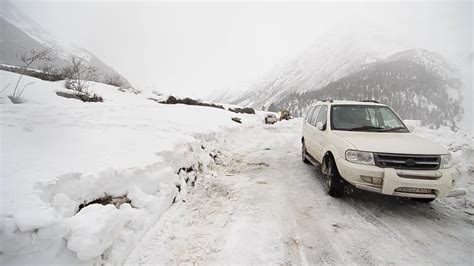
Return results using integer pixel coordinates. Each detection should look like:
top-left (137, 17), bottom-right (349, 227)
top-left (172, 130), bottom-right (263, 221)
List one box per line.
top-left (360, 99), bottom-right (380, 103)
top-left (320, 99), bottom-right (333, 103)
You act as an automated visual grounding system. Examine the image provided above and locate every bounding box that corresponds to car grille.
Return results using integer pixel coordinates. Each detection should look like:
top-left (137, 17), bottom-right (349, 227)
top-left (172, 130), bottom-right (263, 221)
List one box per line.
top-left (374, 153), bottom-right (440, 170)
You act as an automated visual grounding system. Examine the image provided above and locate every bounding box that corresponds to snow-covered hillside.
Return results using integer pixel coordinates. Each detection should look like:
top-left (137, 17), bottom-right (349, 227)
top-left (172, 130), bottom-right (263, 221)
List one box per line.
top-left (458, 51), bottom-right (473, 134)
top-left (266, 49), bottom-right (464, 128)
top-left (226, 29), bottom-right (469, 130)
top-left (386, 49), bottom-right (459, 82)
top-left (230, 31), bottom-right (405, 108)
top-left (0, 70), bottom-right (265, 264)
top-left (0, 0), bottom-right (132, 88)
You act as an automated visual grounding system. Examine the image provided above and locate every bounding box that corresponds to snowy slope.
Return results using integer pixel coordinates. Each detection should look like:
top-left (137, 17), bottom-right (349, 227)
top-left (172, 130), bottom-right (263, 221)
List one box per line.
top-left (232, 30), bottom-right (405, 108)
top-left (271, 49), bottom-right (464, 128)
top-left (0, 0), bottom-right (133, 88)
top-left (458, 51), bottom-right (473, 134)
top-left (0, 0), bottom-right (56, 48)
top-left (0, 70), bottom-right (264, 264)
top-left (207, 87), bottom-right (246, 106)
top-left (386, 49), bottom-right (459, 82)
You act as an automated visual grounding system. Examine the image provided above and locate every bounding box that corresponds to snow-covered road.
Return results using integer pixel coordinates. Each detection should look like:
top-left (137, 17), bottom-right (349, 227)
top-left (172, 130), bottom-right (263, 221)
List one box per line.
top-left (126, 120), bottom-right (473, 265)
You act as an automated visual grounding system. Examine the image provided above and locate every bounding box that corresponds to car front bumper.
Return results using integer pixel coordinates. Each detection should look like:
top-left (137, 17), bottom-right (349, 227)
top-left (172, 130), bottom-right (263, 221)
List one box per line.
top-left (336, 158), bottom-right (467, 199)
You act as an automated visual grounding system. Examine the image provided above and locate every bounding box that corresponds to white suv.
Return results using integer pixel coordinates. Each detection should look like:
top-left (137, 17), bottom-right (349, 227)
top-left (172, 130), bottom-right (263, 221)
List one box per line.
top-left (301, 100), bottom-right (466, 202)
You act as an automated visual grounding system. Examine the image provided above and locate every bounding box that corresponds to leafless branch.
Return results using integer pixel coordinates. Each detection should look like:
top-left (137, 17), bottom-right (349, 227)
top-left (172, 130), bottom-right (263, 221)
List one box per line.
top-left (19, 48), bottom-right (53, 69)
top-left (1, 84), bottom-right (9, 94)
top-left (63, 55), bottom-right (97, 94)
top-left (9, 48), bottom-right (52, 103)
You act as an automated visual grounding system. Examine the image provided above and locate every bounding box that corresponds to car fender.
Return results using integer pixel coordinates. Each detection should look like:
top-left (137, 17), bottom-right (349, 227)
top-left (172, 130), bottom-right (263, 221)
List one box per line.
top-left (320, 144), bottom-right (340, 174)
top-left (321, 133), bottom-right (356, 173)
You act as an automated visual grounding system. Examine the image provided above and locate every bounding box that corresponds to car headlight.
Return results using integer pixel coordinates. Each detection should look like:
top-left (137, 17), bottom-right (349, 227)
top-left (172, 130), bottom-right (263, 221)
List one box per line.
top-left (440, 154), bottom-right (453, 169)
top-left (345, 150), bottom-right (375, 165)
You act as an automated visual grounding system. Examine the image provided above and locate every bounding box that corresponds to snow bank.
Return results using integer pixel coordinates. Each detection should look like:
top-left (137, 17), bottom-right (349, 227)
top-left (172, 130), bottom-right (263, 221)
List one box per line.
top-left (405, 120), bottom-right (474, 209)
top-left (66, 204), bottom-right (123, 260)
top-left (0, 70), bottom-right (264, 264)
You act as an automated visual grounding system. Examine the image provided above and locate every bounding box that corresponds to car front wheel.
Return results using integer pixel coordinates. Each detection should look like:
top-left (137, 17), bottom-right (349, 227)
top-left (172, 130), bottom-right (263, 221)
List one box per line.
top-left (302, 142), bottom-right (310, 164)
top-left (326, 157), bottom-right (345, 197)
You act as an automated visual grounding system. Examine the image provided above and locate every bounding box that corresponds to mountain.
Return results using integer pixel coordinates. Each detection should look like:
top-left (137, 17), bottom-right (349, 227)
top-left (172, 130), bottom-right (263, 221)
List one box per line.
top-left (230, 31), bottom-right (405, 109)
top-left (207, 87), bottom-right (246, 105)
top-left (458, 51), bottom-right (473, 133)
top-left (0, 0), bottom-right (133, 88)
top-left (386, 49), bottom-right (459, 82)
top-left (272, 49), bottom-right (463, 127)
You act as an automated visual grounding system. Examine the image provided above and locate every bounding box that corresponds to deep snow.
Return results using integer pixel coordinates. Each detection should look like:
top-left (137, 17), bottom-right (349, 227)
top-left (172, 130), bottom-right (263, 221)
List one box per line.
top-left (0, 70), bottom-right (264, 264)
top-left (1, 70), bottom-right (473, 264)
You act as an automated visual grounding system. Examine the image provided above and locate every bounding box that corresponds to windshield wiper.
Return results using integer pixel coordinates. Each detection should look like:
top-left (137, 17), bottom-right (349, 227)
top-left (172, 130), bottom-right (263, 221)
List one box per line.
top-left (379, 127), bottom-right (407, 132)
top-left (349, 126), bottom-right (384, 131)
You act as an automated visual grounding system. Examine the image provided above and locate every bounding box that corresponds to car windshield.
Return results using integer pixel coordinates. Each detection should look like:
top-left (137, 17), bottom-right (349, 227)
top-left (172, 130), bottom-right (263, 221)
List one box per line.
top-left (330, 105), bottom-right (408, 132)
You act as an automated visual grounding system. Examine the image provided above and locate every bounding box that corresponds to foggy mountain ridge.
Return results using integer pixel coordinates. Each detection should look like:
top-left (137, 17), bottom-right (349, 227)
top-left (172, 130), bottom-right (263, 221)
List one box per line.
top-left (0, 0), bottom-right (133, 89)
top-left (386, 49), bottom-right (459, 82)
top-left (270, 48), bottom-right (463, 127)
top-left (207, 87), bottom-right (244, 105)
top-left (222, 30), bottom-right (407, 107)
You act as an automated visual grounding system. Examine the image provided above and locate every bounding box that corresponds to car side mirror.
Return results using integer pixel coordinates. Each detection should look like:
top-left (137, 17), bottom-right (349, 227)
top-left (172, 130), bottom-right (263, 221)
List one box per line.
top-left (316, 122), bottom-right (325, 131)
top-left (406, 124), bottom-right (415, 132)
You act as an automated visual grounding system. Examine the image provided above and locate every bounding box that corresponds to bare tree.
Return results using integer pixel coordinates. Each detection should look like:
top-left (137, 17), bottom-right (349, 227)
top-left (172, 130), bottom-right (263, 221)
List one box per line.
top-left (9, 48), bottom-right (52, 103)
top-left (62, 56), bottom-right (97, 94)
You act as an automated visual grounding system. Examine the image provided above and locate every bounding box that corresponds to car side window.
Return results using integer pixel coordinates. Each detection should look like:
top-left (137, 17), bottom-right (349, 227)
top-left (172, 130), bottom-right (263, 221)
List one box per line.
top-left (305, 106), bottom-right (315, 122)
top-left (316, 106), bottom-right (328, 126)
top-left (310, 106), bottom-right (321, 126)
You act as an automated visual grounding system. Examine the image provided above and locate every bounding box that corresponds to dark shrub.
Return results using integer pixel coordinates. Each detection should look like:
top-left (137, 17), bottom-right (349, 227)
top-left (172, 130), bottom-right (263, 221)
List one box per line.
top-left (160, 95), bottom-right (225, 110)
top-left (229, 107), bottom-right (255, 114)
top-left (56, 91), bottom-right (103, 103)
top-left (165, 95), bottom-right (178, 104)
top-left (0, 65), bottom-right (65, 82)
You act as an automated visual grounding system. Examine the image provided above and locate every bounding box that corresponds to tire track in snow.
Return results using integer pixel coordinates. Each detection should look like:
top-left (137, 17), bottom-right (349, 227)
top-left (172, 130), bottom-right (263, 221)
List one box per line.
top-left (125, 121), bottom-right (473, 265)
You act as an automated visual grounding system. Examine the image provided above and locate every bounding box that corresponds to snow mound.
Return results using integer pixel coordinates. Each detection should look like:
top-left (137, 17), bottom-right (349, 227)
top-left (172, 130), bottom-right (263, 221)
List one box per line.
top-left (66, 204), bottom-right (123, 260)
top-left (0, 70), bottom-right (264, 264)
top-left (405, 120), bottom-right (474, 209)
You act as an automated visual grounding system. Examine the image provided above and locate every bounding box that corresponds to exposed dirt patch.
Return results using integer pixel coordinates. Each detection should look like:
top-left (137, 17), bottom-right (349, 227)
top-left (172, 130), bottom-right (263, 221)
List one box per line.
top-left (77, 194), bottom-right (131, 213)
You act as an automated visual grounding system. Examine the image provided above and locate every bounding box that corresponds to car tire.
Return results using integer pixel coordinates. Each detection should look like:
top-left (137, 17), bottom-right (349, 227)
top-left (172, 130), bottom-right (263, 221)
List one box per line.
top-left (412, 198), bottom-right (435, 203)
top-left (326, 157), bottom-right (345, 197)
top-left (302, 142), bottom-right (310, 164)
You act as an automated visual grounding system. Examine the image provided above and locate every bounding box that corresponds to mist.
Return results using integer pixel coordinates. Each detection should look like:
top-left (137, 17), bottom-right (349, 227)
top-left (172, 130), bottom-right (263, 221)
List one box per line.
top-left (14, 0), bottom-right (472, 98)
top-left (2, 1), bottom-right (474, 264)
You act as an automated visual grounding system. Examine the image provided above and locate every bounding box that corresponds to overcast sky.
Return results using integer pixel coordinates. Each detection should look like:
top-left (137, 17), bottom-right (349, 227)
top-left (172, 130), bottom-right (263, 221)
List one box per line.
top-left (13, 0), bottom-right (472, 98)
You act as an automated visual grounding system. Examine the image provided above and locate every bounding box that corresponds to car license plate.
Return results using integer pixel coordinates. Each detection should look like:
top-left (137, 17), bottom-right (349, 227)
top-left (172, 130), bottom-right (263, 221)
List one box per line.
top-left (396, 187), bottom-right (432, 194)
